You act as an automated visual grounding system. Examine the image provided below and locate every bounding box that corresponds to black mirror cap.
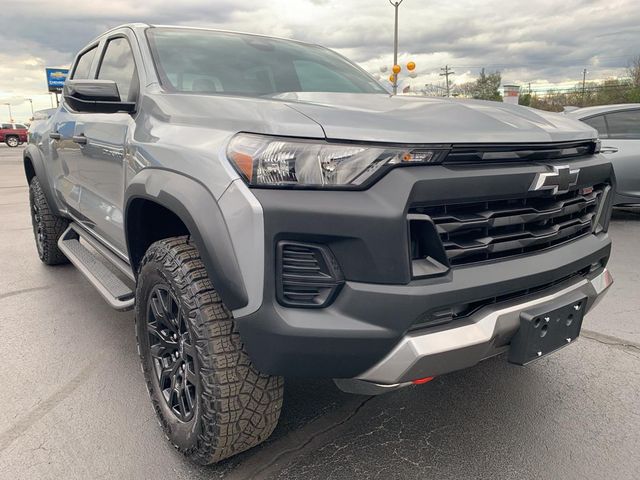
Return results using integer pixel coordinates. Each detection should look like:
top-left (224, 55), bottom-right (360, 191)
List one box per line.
top-left (63, 79), bottom-right (136, 114)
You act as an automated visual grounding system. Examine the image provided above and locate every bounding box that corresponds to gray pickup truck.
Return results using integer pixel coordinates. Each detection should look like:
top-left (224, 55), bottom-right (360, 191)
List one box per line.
top-left (25, 23), bottom-right (614, 464)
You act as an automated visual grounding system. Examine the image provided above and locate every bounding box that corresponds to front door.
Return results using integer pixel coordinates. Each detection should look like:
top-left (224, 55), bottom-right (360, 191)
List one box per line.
top-left (49, 45), bottom-right (99, 217)
top-left (76, 35), bottom-right (140, 255)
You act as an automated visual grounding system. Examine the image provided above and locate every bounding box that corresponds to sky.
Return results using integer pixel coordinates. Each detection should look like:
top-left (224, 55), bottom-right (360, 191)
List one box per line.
top-left (1, 0), bottom-right (639, 121)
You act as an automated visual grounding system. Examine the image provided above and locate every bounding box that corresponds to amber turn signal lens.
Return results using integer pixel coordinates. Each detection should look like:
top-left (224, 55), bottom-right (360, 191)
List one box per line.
top-left (228, 151), bottom-right (254, 182)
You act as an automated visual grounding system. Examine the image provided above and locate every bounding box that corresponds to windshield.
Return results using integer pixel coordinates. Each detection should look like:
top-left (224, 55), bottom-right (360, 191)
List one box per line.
top-left (146, 28), bottom-right (386, 97)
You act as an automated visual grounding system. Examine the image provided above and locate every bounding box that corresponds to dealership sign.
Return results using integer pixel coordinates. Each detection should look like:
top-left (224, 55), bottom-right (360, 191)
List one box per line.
top-left (45, 68), bottom-right (69, 92)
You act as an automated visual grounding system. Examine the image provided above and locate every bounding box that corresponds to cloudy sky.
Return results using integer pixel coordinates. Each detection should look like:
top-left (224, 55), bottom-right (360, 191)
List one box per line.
top-left (1, 0), bottom-right (639, 121)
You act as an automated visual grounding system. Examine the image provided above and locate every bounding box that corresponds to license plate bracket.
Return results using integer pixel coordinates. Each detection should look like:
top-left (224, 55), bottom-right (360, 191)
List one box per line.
top-left (508, 292), bottom-right (587, 365)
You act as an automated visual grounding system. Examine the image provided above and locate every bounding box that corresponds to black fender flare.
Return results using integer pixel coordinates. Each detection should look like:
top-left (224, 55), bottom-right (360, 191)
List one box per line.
top-left (124, 168), bottom-right (248, 310)
top-left (23, 145), bottom-right (63, 216)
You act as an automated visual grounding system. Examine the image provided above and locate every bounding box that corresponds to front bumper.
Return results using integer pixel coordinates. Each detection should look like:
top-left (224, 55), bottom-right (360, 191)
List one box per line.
top-left (336, 267), bottom-right (613, 394)
top-left (236, 233), bottom-right (612, 379)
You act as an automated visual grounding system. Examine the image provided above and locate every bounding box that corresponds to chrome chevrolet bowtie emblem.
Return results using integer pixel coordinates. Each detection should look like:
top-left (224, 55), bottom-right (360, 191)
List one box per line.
top-left (530, 165), bottom-right (580, 194)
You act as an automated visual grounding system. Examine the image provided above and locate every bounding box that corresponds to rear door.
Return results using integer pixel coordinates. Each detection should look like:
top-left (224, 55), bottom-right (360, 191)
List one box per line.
top-left (75, 31), bottom-right (140, 254)
top-left (49, 44), bottom-right (99, 216)
top-left (585, 109), bottom-right (640, 202)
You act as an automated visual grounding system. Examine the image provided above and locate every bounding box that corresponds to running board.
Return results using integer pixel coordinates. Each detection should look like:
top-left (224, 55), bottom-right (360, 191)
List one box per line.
top-left (58, 224), bottom-right (135, 311)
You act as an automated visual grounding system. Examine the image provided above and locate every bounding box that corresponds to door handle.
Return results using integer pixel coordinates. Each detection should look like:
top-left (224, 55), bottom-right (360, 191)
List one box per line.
top-left (49, 132), bottom-right (61, 140)
top-left (72, 134), bottom-right (87, 145)
top-left (600, 146), bottom-right (618, 154)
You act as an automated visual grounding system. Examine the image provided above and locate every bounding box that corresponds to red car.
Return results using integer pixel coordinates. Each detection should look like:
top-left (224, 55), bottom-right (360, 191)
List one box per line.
top-left (0, 123), bottom-right (28, 147)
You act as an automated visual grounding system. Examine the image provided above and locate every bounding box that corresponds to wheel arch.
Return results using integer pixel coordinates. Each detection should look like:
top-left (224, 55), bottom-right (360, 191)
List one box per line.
top-left (124, 168), bottom-right (248, 311)
top-left (23, 146), bottom-right (63, 216)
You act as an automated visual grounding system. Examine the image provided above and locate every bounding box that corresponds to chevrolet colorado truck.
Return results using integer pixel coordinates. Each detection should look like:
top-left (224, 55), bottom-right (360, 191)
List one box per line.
top-left (24, 24), bottom-right (614, 464)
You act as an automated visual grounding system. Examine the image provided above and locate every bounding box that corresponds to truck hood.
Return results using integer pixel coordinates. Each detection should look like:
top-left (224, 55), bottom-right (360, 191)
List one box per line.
top-left (277, 92), bottom-right (597, 144)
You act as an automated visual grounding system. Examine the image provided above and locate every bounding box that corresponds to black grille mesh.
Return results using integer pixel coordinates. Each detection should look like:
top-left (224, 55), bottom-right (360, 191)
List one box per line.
top-left (411, 185), bottom-right (605, 266)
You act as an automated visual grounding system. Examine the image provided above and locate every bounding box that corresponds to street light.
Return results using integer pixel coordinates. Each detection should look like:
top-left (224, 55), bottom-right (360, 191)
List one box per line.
top-left (389, 0), bottom-right (404, 95)
top-left (27, 98), bottom-right (34, 118)
top-left (4, 103), bottom-right (12, 122)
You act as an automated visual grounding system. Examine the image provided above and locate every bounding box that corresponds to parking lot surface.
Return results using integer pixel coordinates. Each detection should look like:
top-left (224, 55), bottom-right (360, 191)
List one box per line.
top-left (1, 144), bottom-right (639, 479)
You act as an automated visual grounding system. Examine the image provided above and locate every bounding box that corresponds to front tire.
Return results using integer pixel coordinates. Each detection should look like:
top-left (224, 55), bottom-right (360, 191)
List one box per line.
top-left (135, 236), bottom-right (284, 464)
top-left (29, 177), bottom-right (69, 265)
top-left (6, 136), bottom-right (19, 147)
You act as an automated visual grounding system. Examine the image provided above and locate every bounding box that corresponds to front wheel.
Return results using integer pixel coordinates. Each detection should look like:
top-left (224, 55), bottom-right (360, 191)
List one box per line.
top-left (6, 136), bottom-right (19, 147)
top-left (135, 236), bottom-right (284, 464)
top-left (29, 177), bottom-right (69, 265)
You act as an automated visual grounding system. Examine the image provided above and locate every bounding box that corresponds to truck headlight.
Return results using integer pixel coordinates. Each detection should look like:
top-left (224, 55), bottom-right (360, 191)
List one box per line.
top-left (227, 133), bottom-right (448, 188)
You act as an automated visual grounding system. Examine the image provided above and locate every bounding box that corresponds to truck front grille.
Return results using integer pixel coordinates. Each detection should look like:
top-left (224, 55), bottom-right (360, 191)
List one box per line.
top-left (411, 185), bottom-right (606, 266)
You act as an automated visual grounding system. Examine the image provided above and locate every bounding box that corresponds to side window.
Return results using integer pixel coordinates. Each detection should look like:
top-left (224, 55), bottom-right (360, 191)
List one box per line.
top-left (604, 110), bottom-right (640, 139)
top-left (582, 115), bottom-right (608, 138)
top-left (72, 47), bottom-right (97, 79)
top-left (1, 124), bottom-right (12, 129)
top-left (97, 37), bottom-right (139, 102)
top-left (15, 124), bottom-right (27, 129)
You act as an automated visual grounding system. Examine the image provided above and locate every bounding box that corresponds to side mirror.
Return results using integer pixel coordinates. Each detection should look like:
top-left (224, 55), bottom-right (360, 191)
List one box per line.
top-left (63, 79), bottom-right (136, 114)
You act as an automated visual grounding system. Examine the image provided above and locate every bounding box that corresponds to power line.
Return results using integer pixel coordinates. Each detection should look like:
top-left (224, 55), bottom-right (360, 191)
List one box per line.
top-left (451, 53), bottom-right (637, 70)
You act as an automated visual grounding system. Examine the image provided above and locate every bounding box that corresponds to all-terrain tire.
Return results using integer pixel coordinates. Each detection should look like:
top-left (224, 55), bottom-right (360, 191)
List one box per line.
top-left (135, 236), bottom-right (284, 464)
top-left (29, 177), bottom-right (69, 265)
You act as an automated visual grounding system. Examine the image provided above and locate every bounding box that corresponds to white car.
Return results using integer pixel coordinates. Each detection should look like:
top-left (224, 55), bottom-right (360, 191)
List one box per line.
top-left (567, 104), bottom-right (640, 205)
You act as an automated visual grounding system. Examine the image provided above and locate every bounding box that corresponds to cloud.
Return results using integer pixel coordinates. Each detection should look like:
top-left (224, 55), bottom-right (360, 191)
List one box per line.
top-left (1, 0), bottom-right (639, 120)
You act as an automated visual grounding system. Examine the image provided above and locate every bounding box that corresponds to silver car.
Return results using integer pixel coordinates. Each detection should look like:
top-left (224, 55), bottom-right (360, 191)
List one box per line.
top-left (567, 104), bottom-right (640, 205)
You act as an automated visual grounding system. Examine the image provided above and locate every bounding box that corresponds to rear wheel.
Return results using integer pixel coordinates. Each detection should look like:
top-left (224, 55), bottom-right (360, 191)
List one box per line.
top-left (29, 177), bottom-right (69, 265)
top-left (135, 236), bottom-right (284, 464)
top-left (6, 136), bottom-right (19, 147)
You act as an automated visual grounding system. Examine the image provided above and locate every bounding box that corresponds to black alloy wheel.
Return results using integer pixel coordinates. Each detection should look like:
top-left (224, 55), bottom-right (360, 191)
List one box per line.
top-left (146, 285), bottom-right (198, 422)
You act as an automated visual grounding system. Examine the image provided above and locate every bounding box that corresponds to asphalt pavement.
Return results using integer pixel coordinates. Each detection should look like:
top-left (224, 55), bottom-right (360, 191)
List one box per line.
top-left (1, 144), bottom-right (639, 479)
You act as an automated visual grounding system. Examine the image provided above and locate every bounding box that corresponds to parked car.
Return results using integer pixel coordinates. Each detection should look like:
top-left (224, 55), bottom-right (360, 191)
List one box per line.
top-left (0, 122), bottom-right (28, 147)
top-left (567, 104), bottom-right (640, 205)
top-left (24, 23), bottom-right (615, 464)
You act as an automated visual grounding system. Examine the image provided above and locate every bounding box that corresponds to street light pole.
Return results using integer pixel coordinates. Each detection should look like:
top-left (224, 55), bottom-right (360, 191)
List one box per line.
top-left (27, 98), bottom-right (34, 118)
top-left (581, 68), bottom-right (587, 107)
top-left (389, 0), bottom-right (404, 95)
top-left (4, 103), bottom-right (12, 122)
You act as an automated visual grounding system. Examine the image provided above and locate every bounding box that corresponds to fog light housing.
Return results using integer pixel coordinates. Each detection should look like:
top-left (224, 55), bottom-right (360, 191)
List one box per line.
top-left (276, 241), bottom-right (344, 308)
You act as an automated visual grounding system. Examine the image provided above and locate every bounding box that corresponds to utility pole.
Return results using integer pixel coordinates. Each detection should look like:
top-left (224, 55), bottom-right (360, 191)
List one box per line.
top-left (440, 65), bottom-right (455, 97)
top-left (389, 0), bottom-right (404, 95)
top-left (581, 68), bottom-right (587, 106)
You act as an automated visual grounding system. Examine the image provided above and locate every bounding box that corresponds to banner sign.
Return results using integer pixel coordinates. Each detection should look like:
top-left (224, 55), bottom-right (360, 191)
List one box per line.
top-left (45, 68), bottom-right (69, 92)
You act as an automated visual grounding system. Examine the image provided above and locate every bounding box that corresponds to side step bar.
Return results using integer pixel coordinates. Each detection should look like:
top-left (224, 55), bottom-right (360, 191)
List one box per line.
top-left (58, 224), bottom-right (135, 311)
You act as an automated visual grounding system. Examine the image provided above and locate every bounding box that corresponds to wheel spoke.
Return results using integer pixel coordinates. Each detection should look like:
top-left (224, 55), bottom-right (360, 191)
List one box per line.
top-left (182, 341), bottom-right (196, 360)
top-left (147, 323), bottom-right (177, 353)
top-left (184, 384), bottom-right (195, 411)
top-left (178, 389), bottom-right (188, 416)
top-left (185, 365), bottom-right (197, 385)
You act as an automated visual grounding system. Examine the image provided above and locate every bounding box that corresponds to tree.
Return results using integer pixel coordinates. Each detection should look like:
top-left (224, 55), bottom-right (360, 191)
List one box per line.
top-left (473, 69), bottom-right (503, 101)
top-left (451, 69), bottom-right (503, 101)
top-left (518, 92), bottom-right (531, 106)
top-left (629, 55), bottom-right (640, 88)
